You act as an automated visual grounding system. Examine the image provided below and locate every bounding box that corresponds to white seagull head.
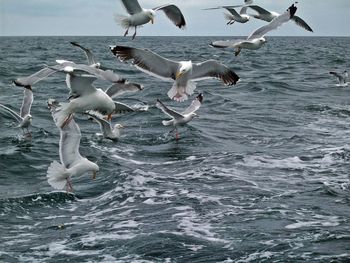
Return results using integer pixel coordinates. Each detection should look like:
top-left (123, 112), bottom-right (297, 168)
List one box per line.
top-left (145, 9), bottom-right (156, 24)
top-left (176, 61), bottom-right (192, 79)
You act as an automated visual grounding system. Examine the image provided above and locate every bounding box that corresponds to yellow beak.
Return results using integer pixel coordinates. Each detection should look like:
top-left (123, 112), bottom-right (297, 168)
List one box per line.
top-left (176, 71), bottom-right (183, 79)
top-left (150, 17), bottom-right (154, 24)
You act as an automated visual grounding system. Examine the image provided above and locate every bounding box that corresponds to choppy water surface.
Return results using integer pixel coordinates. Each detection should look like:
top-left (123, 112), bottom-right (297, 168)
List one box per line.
top-left (0, 36), bottom-right (349, 262)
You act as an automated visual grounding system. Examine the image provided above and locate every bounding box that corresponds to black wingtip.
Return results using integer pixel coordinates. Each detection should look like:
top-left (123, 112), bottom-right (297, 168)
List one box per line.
top-left (288, 3), bottom-right (297, 18)
top-left (197, 93), bottom-right (203, 103)
top-left (13, 80), bottom-right (32, 90)
top-left (70, 41), bottom-right (78, 46)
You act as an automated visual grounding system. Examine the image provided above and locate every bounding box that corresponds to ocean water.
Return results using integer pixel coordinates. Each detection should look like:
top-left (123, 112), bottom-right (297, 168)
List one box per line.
top-left (0, 36), bottom-right (349, 262)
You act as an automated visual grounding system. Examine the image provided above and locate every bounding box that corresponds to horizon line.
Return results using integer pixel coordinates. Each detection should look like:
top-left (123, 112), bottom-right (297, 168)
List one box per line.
top-left (0, 35), bottom-right (349, 38)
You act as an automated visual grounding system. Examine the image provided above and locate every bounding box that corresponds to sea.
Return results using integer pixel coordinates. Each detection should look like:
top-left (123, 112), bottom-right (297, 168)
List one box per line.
top-left (0, 36), bottom-right (349, 262)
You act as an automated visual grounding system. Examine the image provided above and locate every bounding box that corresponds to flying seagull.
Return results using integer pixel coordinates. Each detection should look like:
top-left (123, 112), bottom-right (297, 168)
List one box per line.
top-left (52, 65), bottom-right (116, 128)
top-left (156, 93), bottom-right (203, 139)
top-left (210, 3), bottom-right (297, 56)
top-left (204, 5), bottom-right (250, 25)
top-left (330, 71), bottom-right (348, 86)
top-left (0, 86), bottom-right (33, 135)
top-left (47, 101), bottom-right (99, 191)
top-left (85, 110), bottom-right (124, 141)
top-left (110, 45), bottom-right (239, 102)
top-left (116, 0), bottom-right (186, 39)
top-left (247, 4), bottom-right (313, 32)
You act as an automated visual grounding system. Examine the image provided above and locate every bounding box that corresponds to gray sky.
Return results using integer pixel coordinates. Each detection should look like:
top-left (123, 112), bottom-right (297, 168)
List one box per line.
top-left (0, 0), bottom-right (349, 36)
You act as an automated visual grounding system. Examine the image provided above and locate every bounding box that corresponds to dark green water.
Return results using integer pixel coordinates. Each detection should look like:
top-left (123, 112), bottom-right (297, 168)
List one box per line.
top-left (0, 36), bottom-right (349, 262)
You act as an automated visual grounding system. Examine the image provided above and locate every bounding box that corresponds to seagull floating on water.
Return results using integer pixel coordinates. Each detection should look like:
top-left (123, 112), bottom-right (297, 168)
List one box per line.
top-left (210, 3), bottom-right (297, 56)
top-left (110, 45), bottom-right (239, 102)
top-left (116, 0), bottom-right (186, 39)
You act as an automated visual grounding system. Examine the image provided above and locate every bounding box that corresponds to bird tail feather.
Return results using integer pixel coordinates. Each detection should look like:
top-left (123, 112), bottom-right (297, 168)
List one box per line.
top-left (167, 81), bottom-right (197, 102)
top-left (47, 161), bottom-right (69, 190)
top-left (162, 120), bottom-right (173, 126)
top-left (114, 14), bottom-right (130, 29)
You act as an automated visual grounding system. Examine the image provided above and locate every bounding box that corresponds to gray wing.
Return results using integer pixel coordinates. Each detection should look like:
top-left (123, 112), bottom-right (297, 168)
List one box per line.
top-left (20, 88), bottom-right (33, 118)
top-left (248, 3), bottom-right (297, 40)
top-left (156, 99), bottom-right (184, 119)
top-left (0, 104), bottom-right (22, 122)
top-left (120, 0), bottom-right (142, 15)
top-left (240, 6), bottom-right (248, 15)
top-left (153, 4), bottom-right (186, 29)
top-left (181, 93), bottom-right (203, 115)
top-left (225, 7), bottom-right (241, 17)
top-left (105, 82), bottom-right (143, 98)
top-left (291, 15), bottom-right (313, 32)
top-left (70, 42), bottom-right (97, 65)
top-left (210, 39), bottom-right (245, 48)
top-left (55, 60), bottom-right (124, 83)
top-left (248, 5), bottom-right (273, 17)
top-left (110, 45), bottom-right (180, 81)
top-left (59, 117), bottom-right (82, 168)
top-left (113, 101), bottom-right (135, 114)
top-left (85, 111), bottom-right (112, 135)
top-left (191, 60), bottom-right (239, 86)
top-left (14, 67), bottom-right (59, 87)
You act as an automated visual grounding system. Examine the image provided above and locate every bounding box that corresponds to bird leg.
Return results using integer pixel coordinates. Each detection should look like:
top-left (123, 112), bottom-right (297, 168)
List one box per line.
top-left (66, 178), bottom-right (73, 192)
top-left (124, 28), bottom-right (129, 36)
top-left (175, 128), bottom-right (180, 140)
top-left (227, 20), bottom-right (235, 25)
top-left (132, 26), bottom-right (137, 40)
top-left (106, 113), bottom-right (112, 121)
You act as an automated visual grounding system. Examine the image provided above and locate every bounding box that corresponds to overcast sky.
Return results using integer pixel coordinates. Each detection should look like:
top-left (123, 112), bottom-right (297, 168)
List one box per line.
top-left (0, 0), bottom-right (349, 37)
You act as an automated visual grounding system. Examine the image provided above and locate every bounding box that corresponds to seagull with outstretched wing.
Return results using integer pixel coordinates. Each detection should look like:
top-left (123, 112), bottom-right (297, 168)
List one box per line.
top-left (85, 110), bottom-right (124, 141)
top-left (247, 4), bottom-right (313, 32)
top-left (204, 5), bottom-right (250, 25)
top-left (110, 45), bottom-right (239, 102)
top-left (116, 0), bottom-right (186, 39)
top-left (47, 100), bottom-right (99, 192)
top-left (210, 3), bottom-right (297, 56)
top-left (156, 93), bottom-right (203, 139)
top-left (0, 87), bottom-right (33, 135)
top-left (330, 71), bottom-right (348, 86)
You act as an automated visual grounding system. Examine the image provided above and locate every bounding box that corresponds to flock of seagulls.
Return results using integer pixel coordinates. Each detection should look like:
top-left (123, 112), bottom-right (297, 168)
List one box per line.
top-left (0, 0), bottom-right (347, 191)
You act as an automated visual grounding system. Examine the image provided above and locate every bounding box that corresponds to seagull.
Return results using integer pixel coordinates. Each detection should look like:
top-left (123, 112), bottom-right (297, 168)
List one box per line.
top-left (204, 5), bottom-right (250, 25)
top-left (47, 101), bottom-right (99, 192)
top-left (55, 60), bottom-right (143, 103)
top-left (0, 86), bottom-right (33, 135)
top-left (156, 93), bottom-right (203, 139)
top-left (116, 0), bottom-right (186, 39)
top-left (247, 4), bottom-right (313, 32)
top-left (210, 3), bottom-right (297, 56)
top-left (85, 110), bottom-right (124, 141)
top-left (110, 45), bottom-right (239, 102)
top-left (52, 66), bottom-right (116, 128)
top-left (70, 41), bottom-right (101, 68)
top-left (330, 71), bottom-right (348, 86)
